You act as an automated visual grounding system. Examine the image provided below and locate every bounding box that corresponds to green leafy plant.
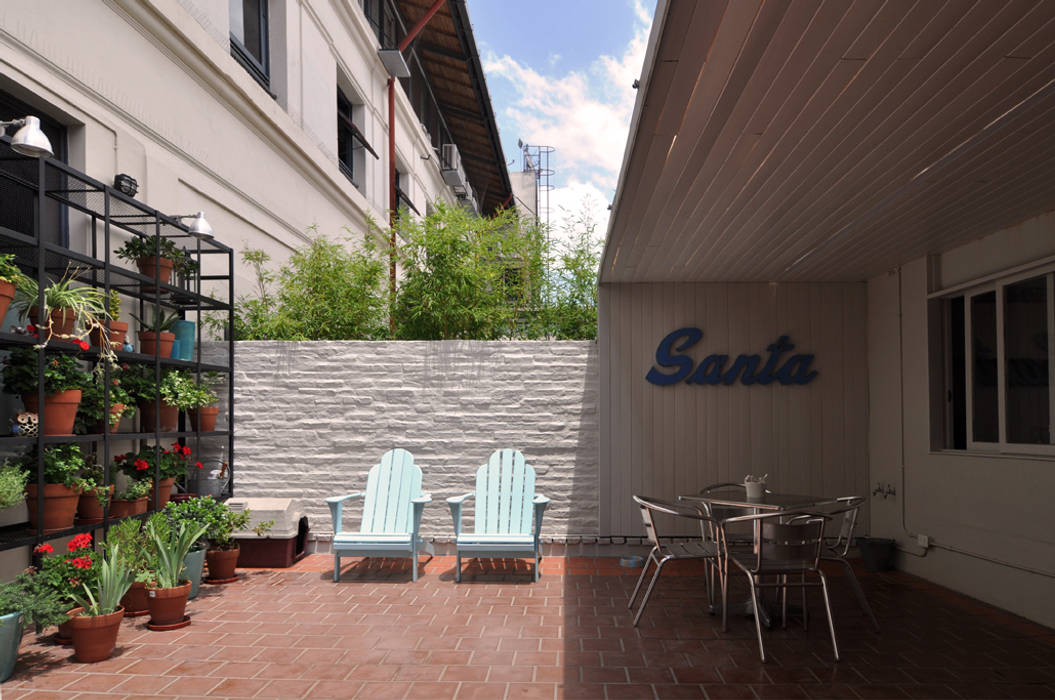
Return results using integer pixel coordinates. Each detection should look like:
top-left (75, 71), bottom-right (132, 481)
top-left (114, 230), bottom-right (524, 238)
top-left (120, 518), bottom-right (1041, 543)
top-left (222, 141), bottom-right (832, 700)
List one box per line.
top-left (71, 462), bottom-right (111, 508)
top-left (116, 441), bottom-right (194, 481)
top-left (70, 543), bottom-right (133, 617)
top-left (18, 444), bottom-right (86, 488)
top-left (252, 519), bottom-right (275, 537)
top-left (115, 236), bottom-right (198, 276)
top-left (0, 570), bottom-right (70, 628)
top-left (133, 308), bottom-right (181, 333)
top-left (158, 371), bottom-right (216, 410)
top-left (74, 361), bottom-right (135, 434)
top-left (145, 514), bottom-right (209, 589)
top-left (0, 253), bottom-right (29, 288)
top-left (168, 496), bottom-right (249, 551)
top-left (161, 497), bottom-right (215, 551)
top-left (114, 479), bottom-right (151, 501)
top-left (0, 460), bottom-right (28, 510)
top-left (12, 268), bottom-right (110, 347)
top-left (106, 290), bottom-right (121, 320)
top-left (116, 363), bottom-right (157, 405)
top-left (105, 518), bottom-right (155, 583)
top-left (2, 348), bottom-right (91, 396)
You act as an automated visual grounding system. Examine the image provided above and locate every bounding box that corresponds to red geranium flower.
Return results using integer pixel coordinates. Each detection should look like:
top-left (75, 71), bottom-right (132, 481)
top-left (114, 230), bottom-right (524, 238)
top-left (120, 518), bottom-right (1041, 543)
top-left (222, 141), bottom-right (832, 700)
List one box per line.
top-left (68, 533), bottom-right (92, 551)
top-left (181, 446), bottom-right (192, 456)
top-left (25, 324), bottom-right (35, 333)
top-left (114, 454), bottom-right (125, 462)
top-left (77, 340), bottom-right (90, 351)
top-left (134, 458), bottom-right (150, 471)
top-left (33, 543), bottom-right (54, 554)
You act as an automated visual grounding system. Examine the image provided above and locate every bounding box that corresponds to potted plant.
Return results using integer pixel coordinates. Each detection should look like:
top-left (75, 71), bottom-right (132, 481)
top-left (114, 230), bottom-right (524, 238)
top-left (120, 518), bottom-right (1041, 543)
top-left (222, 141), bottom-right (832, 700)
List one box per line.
top-left (0, 569), bottom-right (70, 681)
top-left (174, 375), bottom-right (219, 432)
top-left (72, 463), bottom-right (114, 524)
top-left (144, 514), bottom-right (208, 630)
top-left (17, 444), bottom-right (85, 533)
top-left (134, 308), bottom-right (180, 357)
top-left (2, 348), bottom-right (91, 435)
top-left (88, 290), bottom-right (128, 349)
top-left (74, 361), bottom-right (135, 435)
top-left (31, 535), bottom-right (99, 644)
top-left (67, 542), bottom-right (133, 662)
top-left (106, 518), bottom-right (155, 617)
top-left (109, 479), bottom-right (151, 517)
top-left (116, 441), bottom-right (193, 510)
top-left (115, 236), bottom-right (197, 289)
top-left (134, 367), bottom-right (179, 432)
top-left (0, 460), bottom-right (28, 511)
top-left (161, 498), bottom-right (217, 600)
top-left (12, 268), bottom-right (109, 348)
top-left (0, 253), bottom-right (29, 321)
top-left (196, 497), bottom-right (251, 583)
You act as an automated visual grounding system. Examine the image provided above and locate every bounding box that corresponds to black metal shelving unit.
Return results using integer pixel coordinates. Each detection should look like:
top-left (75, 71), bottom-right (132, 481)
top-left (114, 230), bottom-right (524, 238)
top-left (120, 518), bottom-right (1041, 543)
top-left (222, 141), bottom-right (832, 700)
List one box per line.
top-left (0, 136), bottom-right (235, 552)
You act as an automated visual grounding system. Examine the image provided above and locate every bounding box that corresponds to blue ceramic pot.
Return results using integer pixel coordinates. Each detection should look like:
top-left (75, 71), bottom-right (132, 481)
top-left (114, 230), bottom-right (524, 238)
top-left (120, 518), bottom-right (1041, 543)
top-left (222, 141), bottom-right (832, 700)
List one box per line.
top-left (182, 548), bottom-right (206, 600)
top-left (0, 610), bottom-right (23, 682)
top-left (171, 320), bottom-right (195, 361)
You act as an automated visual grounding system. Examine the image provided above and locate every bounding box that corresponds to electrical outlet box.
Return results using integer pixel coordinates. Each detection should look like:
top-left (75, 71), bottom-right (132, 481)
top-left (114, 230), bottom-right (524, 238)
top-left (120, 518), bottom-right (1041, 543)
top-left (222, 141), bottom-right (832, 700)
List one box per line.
top-left (917, 533), bottom-right (930, 549)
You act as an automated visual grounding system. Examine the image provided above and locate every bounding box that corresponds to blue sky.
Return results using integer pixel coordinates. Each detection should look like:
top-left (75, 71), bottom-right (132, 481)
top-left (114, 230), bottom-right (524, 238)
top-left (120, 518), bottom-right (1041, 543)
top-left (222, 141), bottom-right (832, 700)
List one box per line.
top-left (465, 0), bottom-right (654, 241)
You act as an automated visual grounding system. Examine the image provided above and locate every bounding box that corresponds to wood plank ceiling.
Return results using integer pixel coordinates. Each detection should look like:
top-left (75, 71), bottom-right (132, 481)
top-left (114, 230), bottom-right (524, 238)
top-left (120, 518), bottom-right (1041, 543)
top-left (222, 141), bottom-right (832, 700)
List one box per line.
top-left (396, 0), bottom-right (511, 214)
top-left (602, 0), bottom-right (1055, 283)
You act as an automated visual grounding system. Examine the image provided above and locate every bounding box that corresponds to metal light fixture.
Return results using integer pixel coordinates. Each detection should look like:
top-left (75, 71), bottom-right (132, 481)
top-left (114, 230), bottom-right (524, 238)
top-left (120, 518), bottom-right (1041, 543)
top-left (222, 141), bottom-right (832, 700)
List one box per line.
top-left (173, 211), bottom-right (214, 239)
top-left (113, 173), bottom-right (139, 197)
top-left (0, 116), bottom-right (53, 158)
top-left (378, 49), bottom-right (411, 78)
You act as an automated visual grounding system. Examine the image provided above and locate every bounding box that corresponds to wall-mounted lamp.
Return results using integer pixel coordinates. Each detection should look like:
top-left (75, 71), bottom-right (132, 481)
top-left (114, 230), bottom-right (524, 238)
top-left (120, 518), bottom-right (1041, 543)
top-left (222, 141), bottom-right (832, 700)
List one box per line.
top-left (378, 49), bottom-right (411, 78)
top-left (113, 173), bottom-right (139, 197)
top-left (172, 211), bottom-right (213, 239)
top-left (0, 116), bottom-right (53, 158)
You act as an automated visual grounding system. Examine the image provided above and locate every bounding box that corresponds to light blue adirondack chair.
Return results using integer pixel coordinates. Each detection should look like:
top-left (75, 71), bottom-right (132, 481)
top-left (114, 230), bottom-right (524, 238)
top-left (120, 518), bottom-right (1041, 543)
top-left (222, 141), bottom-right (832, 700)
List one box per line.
top-left (325, 449), bottom-right (432, 581)
top-left (447, 449), bottom-right (550, 582)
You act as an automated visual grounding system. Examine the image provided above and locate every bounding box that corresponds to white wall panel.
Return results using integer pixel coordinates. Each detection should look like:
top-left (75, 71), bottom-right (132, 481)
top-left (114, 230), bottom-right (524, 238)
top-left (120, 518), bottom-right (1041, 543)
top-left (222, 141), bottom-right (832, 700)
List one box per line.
top-left (598, 282), bottom-right (869, 535)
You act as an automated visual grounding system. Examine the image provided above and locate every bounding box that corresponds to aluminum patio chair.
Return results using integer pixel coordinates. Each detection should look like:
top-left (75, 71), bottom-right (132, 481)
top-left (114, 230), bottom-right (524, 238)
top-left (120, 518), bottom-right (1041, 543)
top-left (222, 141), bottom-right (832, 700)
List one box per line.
top-left (627, 495), bottom-right (723, 627)
top-left (721, 510), bottom-right (839, 662)
top-left (820, 496), bottom-right (879, 630)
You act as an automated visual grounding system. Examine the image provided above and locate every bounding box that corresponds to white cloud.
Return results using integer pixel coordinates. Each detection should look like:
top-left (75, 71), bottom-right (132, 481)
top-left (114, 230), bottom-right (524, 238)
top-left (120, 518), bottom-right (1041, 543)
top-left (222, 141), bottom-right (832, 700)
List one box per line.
top-left (483, 0), bottom-right (652, 237)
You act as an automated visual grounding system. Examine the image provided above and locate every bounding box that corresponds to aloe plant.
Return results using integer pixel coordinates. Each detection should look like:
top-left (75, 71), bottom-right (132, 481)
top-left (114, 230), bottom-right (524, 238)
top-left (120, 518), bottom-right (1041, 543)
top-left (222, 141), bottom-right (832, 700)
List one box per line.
top-left (133, 308), bottom-right (181, 333)
top-left (145, 514), bottom-right (209, 589)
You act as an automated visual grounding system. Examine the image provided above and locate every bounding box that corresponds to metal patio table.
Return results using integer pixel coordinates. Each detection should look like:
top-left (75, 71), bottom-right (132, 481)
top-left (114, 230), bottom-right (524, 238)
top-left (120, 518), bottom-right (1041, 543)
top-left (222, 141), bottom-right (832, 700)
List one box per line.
top-left (680, 489), bottom-right (842, 626)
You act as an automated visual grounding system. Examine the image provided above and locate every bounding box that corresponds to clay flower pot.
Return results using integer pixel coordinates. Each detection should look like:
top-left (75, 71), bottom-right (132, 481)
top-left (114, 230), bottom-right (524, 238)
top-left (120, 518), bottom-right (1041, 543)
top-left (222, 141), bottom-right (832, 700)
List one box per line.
top-left (0, 280), bottom-right (14, 321)
top-left (137, 256), bottom-right (174, 287)
top-left (138, 330), bottom-right (174, 357)
top-left (68, 606), bottom-right (125, 663)
top-left (76, 484), bottom-right (115, 524)
top-left (28, 306), bottom-right (77, 340)
top-left (89, 320), bottom-right (129, 349)
top-left (91, 403), bottom-right (127, 434)
top-left (151, 477), bottom-right (177, 511)
top-left (139, 400), bottom-right (178, 432)
top-left (146, 582), bottom-right (191, 629)
top-left (205, 547), bottom-right (240, 583)
top-left (109, 496), bottom-right (148, 518)
top-left (189, 406), bottom-right (219, 432)
top-left (120, 581), bottom-right (150, 617)
top-left (25, 483), bottom-right (79, 533)
top-left (22, 389), bottom-right (82, 436)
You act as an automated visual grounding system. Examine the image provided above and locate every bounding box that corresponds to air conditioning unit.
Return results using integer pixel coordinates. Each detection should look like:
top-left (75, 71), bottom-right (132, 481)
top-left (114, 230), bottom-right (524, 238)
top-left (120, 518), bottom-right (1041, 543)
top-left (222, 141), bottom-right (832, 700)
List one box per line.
top-left (441, 143), bottom-right (467, 189)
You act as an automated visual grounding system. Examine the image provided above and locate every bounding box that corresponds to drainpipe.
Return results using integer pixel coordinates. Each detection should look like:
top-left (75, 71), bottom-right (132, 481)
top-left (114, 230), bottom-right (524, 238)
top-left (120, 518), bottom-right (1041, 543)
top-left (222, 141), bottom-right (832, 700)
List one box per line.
top-left (387, 0), bottom-right (447, 333)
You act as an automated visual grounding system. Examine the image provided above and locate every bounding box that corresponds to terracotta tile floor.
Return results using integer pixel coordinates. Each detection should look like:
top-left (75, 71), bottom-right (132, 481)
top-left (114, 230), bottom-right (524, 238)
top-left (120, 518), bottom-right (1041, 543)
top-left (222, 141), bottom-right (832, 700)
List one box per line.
top-left (4, 555), bottom-right (1053, 699)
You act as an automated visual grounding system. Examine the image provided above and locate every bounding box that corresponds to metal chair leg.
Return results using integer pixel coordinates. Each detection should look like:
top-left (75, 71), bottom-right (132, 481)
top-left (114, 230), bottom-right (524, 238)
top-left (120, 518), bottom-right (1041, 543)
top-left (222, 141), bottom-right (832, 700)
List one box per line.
top-left (628, 550), bottom-right (657, 609)
top-left (721, 558), bottom-right (729, 632)
top-left (801, 572), bottom-right (808, 630)
top-left (838, 557), bottom-right (879, 630)
top-left (817, 571), bottom-right (840, 662)
top-left (780, 574), bottom-right (788, 629)
top-left (333, 554), bottom-right (341, 582)
top-left (632, 557), bottom-right (669, 627)
top-left (747, 573), bottom-right (767, 662)
top-left (455, 554), bottom-right (461, 582)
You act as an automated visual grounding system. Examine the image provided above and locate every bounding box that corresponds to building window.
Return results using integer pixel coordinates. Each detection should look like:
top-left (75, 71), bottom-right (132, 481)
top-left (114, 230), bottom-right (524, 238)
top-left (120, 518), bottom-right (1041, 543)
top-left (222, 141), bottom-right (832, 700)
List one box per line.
top-left (938, 268), bottom-right (1055, 453)
top-left (0, 88), bottom-right (68, 247)
top-left (395, 170), bottom-right (418, 215)
top-left (337, 86), bottom-right (376, 193)
top-left (230, 0), bottom-right (269, 89)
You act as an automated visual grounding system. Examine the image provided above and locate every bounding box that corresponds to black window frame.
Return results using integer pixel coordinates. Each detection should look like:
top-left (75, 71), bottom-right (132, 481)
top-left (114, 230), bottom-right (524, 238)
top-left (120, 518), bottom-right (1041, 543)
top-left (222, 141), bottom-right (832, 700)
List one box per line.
top-left (337, 87), bottom-right (377, 191)
top-left (230, 0), bottom-right (270, 91)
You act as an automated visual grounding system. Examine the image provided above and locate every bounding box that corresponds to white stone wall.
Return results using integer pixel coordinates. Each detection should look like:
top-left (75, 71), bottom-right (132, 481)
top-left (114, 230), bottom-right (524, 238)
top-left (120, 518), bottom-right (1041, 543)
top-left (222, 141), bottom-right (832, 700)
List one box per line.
top-left (203, 341), bottom-right (600, 545)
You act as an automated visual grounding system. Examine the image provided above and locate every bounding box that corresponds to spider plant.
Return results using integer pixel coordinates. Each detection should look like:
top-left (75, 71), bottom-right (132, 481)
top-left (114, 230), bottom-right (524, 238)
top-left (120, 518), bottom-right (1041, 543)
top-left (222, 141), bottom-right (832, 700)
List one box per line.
top-left (12, 267), bottom-right (110, 351)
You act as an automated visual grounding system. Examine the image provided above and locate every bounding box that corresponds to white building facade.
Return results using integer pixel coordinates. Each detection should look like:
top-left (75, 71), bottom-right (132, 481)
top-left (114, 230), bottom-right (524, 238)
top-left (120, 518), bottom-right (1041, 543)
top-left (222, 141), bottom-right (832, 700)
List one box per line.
top-left (0, 0), bottom-right (511, 292)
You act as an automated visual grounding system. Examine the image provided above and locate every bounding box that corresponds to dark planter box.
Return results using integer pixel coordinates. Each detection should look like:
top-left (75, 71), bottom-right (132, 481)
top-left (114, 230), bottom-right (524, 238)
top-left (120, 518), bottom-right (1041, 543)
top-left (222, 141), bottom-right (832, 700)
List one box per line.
top-left (234, 516), bottom-right (309, 568)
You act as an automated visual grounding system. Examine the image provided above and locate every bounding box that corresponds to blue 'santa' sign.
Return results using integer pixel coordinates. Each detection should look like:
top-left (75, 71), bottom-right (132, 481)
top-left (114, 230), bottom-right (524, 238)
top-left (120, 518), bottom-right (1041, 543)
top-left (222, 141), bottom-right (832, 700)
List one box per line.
top-left (645, 328), bottom-right (818, 386)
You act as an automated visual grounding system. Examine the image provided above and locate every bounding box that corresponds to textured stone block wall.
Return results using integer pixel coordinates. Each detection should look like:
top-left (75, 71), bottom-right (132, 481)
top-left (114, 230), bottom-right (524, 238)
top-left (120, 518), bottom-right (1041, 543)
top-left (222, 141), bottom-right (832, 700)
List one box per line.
top-left (202, 341), bottom-right (599, 543)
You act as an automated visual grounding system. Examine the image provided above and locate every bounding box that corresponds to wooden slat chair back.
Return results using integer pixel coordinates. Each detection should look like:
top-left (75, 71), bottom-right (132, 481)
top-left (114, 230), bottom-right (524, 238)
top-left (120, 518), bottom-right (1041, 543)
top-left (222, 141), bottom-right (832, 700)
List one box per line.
top-left (325, 448), bottom-right (432, 582)
top-left (447, 449), bottom-right (549, 582)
